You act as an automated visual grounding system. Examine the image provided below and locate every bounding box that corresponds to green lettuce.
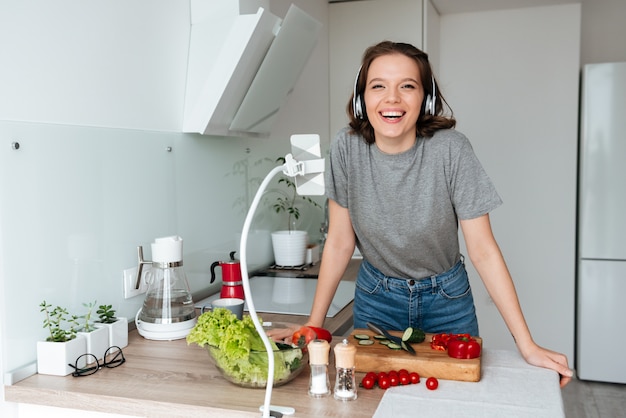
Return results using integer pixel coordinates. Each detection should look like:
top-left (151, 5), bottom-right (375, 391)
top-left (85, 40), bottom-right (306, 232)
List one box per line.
top-left (187, 308), bottom-right (301, 385)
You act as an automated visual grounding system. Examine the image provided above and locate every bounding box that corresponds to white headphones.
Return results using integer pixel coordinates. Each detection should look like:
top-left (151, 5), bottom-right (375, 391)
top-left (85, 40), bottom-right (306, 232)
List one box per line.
top-left (352, 66), bottom-right (437, 119)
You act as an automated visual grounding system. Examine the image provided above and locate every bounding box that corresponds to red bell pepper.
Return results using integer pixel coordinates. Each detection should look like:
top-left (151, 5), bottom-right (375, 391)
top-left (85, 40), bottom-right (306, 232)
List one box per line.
top-left (447, 335), bottom-right (481, 359)
top-left (292, 326), bottom-right (332, 348)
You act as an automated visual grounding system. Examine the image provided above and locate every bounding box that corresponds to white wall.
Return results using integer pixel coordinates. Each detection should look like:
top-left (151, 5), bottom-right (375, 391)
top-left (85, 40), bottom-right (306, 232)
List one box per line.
top-left (439, 4), bottom-right (581, 360)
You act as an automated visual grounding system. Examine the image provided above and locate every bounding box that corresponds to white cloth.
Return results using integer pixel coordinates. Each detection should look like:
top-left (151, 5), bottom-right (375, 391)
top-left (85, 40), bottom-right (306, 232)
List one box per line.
top-left (373, 349), bottom-right (565, 418)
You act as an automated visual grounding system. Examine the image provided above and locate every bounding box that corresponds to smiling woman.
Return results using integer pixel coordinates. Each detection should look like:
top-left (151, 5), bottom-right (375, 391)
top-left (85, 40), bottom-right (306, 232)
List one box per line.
top-left (300, 40), bottom-right (573, 387)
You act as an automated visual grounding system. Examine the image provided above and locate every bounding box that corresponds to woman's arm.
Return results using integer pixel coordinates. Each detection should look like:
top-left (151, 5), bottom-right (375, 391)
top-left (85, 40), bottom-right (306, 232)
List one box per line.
top-left (306, 199), bottom-right (356, 328)
top-left (266, 199), bottom-right (355, 341)
top-left (459, 214), bottom-right (573, 387)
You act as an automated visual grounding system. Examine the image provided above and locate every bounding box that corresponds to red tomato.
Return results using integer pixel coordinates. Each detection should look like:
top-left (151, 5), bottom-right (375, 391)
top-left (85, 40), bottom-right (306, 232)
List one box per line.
top-left (409, 372), bottom-right (420, 384)
top-left (377, 371), bottom-right (388, 381)
top-left (426, 377), bottom-right (439, 390)
top-left (388, 373), bottom-right (399, 386)
top-left (398, 369), bottom-right (409, 375)
top-left (399, 373), bottom-right (410, 385)
top-left (378, 376), bottom-right (391, 390)
top-left (364, 371), bottom-right (377, 380)
top-left (361, 375), bottom-right (375, 389)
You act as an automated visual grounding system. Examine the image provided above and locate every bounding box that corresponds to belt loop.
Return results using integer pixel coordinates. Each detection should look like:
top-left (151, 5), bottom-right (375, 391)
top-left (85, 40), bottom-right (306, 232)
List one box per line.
top-left (430, 275), bottom-right (437, 294)
top-left (382, 275), bottom-right (389, 291)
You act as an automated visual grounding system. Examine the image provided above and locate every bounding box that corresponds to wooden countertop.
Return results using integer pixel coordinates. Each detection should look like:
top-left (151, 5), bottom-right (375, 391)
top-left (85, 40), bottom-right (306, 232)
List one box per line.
top-left (6, 332), bottom-right (383, 417)
top-left (5, 260), bottom-right (372, 417)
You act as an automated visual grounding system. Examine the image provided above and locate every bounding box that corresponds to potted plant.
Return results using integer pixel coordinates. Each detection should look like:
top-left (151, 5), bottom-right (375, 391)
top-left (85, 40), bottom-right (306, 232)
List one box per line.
top-left (37, 301), bottom-right (87, 376)
top-left (270, 158), bottom-right (322, 266)
top-left (95, 304), bottom-right (128, 349)
top-left (76, 300), bottom-right (109, 361)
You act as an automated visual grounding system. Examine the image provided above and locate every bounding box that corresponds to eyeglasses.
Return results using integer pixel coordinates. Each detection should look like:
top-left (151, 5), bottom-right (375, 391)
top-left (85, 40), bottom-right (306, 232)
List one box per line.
top-left (68, 346), bottom-right (126, 377)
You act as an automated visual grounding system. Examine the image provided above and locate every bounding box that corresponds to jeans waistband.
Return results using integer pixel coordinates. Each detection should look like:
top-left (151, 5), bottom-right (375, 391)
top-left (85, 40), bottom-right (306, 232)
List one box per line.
top-left (361, 257), bottom-right (466, 292)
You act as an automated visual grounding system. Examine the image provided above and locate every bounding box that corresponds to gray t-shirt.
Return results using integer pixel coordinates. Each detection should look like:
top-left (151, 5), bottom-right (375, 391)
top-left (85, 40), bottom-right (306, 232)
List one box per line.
top-left (326, 127), bottom-right (502, 279)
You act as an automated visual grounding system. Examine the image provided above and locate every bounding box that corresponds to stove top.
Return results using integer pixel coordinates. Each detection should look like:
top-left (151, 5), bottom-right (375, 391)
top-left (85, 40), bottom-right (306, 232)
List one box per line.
top-left (195, 275), bottom-right (355, 317)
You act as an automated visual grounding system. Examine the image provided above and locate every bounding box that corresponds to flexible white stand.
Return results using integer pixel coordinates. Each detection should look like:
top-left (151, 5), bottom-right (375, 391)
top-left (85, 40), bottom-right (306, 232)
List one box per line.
top-left (239, 135), bottom-right (324, 418)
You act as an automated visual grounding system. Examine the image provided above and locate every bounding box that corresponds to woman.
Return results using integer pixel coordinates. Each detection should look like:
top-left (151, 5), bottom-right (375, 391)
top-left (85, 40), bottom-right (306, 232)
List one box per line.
top-left (276, 41), bottom-right (572, 387)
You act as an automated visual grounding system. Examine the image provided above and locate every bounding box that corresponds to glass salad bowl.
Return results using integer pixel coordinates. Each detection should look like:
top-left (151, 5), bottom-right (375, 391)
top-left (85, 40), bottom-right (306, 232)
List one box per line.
top-left (206, 341), bottom-right (307, 388)
top-left (197, 318), bottom-right (307, 388)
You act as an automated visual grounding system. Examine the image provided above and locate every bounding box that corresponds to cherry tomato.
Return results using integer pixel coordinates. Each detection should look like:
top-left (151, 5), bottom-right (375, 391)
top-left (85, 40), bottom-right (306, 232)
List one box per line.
top-left (388, 373), bottom-right (399, 386)
top-left (361, 375), bottom-right (375, 389)
top-left (377, 371), bottom-right (388, 381)
top-left (409, 372), bottom-right (420, 384)
top-left (399, 373), bottom-right (410, 385)
top-left (378, 376), bottom-right (390, 390)
top-left (426, 377), bottom-right (439, 390)
top-left (364, 371), bottom-right (377, 380)
top-left (398, 369), bottom-right (409, 375)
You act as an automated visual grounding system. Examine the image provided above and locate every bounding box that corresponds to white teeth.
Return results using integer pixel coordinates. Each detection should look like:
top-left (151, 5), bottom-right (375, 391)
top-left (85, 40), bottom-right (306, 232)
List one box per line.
top-left (382, 111), bottom-right (403, 117)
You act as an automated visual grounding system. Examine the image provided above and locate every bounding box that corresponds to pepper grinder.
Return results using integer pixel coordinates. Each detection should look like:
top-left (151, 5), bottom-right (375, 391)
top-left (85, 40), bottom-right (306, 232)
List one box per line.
top-left (308, 340), bottom-right (331, 398)
top-left (333, 339), bottom-right (357, 401)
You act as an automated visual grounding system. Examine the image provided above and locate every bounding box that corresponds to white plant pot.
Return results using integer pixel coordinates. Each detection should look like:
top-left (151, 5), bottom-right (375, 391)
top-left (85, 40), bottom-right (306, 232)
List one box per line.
top-left (95, 317), bottom-right (128, 349)
top-left (271, 230), bottom-right (308, 266)
top-left (77, 326), bottom-right (109, 361)
top-left (37, 334), bottom-right (87, 376)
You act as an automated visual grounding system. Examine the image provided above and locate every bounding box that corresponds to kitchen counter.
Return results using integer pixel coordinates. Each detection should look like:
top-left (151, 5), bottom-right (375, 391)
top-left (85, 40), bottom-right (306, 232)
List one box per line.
top-left (4, 259), bottom-right (564, 417)
top-left (6, 331), bottom-right (383, 417)
top-left (5, 260), bottom-right (365, 417)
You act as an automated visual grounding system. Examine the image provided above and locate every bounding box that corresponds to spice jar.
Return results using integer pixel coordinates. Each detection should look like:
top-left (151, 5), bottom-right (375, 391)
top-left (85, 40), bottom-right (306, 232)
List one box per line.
top-left (333, 339), bottom-right (357, 401)
top-left (308, 339), bottom-right (331, 397)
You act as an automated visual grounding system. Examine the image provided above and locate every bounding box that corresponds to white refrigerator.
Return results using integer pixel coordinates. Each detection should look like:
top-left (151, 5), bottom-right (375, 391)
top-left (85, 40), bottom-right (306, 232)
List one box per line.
top-left (577, 62), bottom-right (626, 384)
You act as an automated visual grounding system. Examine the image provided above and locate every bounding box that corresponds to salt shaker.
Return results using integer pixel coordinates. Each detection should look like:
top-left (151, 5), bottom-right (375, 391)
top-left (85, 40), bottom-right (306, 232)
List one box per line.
top-left (308, 339), bottom-right (331, 397)
top-left (333, 339), bottom-right (357, 401)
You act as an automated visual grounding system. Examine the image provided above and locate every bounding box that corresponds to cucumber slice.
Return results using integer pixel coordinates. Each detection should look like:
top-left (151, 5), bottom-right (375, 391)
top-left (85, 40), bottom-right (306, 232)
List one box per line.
top-left (387, 342), bottom-right (402, 350)
top-left (402, 327), bottom-right (426, 343)
top-left (353, 334), bottom-right (371, 340)
top-left (373, 334), bottom-right (388, 340)
top-left (379, 339), bottom-right (391, 345)
top-left (358, 339), bottom-right (375, 345)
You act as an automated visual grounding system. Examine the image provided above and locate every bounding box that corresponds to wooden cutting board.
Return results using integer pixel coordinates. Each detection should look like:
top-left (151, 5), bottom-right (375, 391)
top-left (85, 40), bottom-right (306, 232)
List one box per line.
top-left (349, 328), bottom-right (482, 382)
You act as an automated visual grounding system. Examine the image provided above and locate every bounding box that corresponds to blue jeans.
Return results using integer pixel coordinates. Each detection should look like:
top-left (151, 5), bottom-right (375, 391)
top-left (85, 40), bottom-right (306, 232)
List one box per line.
top-left (353, 258), bottom-right (479, 336)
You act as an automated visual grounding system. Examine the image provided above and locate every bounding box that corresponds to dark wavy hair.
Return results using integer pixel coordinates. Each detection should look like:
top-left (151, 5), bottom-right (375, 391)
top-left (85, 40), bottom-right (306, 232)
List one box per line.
top-left (347, 41), bottom-right (456, 144)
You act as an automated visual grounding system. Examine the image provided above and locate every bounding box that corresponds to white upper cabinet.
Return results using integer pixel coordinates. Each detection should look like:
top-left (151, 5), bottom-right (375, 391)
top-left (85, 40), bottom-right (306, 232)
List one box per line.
top-left (0, 0), bottom-right (322, 136)
top-left (0, 0), bottom-right (190, 132)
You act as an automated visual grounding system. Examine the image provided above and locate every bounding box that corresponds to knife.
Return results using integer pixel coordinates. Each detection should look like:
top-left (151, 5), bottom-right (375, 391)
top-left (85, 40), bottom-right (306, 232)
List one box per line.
top-left (367, 322), bottom-right (416, 355)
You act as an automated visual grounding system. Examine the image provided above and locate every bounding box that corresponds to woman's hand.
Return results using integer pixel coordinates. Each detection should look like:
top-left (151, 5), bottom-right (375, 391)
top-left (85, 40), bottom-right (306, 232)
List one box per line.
top-left (265, 323), bottom-right (302, 344)
top-left (519, 343), bottom-right (573, 388)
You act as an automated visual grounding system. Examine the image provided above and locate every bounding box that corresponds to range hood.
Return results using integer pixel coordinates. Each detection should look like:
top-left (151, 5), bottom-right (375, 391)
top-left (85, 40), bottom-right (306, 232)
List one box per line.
top-left (183, 5), bottom-right (322, 137)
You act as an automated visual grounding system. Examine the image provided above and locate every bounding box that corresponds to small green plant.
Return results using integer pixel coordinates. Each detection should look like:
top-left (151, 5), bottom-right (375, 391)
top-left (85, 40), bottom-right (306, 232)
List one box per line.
top-left (272, 157), bottom-right (322, 231)
top-left (79, 300), bottom-right (97, 332)
top-left (96, 304), bottom-right (117, 324)
top-left (39, 300), bottom-right (78, 342)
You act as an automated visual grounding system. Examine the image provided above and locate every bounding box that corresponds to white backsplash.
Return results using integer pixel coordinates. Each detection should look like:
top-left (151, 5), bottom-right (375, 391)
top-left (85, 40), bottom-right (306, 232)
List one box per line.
top-left (0, 120), bottom-right (323, 374)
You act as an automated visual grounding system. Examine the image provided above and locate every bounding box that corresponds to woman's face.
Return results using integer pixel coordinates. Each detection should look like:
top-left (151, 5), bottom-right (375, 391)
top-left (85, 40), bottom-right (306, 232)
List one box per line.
top-left (363, 53), bottom-right (424, 150)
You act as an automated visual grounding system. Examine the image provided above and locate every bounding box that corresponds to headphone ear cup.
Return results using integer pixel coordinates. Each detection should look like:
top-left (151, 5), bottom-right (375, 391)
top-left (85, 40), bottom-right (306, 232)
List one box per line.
top-left (424, 94), bottom-right (433, 115)
top-left (354, 94), bottom-right (364, 119)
